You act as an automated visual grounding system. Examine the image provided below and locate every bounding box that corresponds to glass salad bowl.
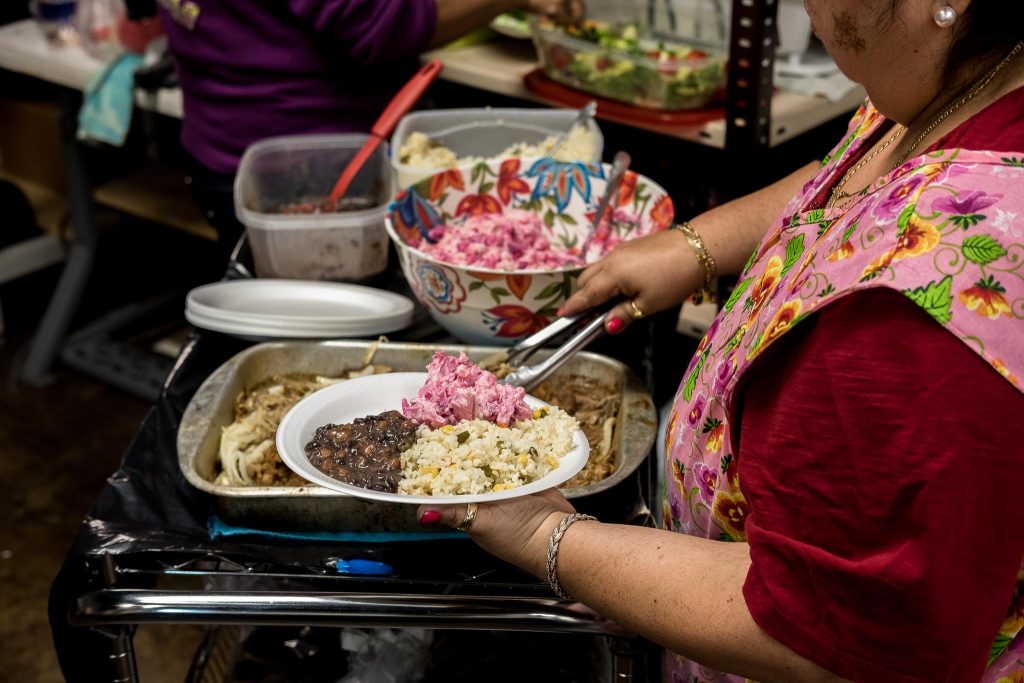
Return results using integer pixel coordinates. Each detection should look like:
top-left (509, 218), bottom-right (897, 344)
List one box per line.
top-left (531, 17), bottom-right (727, 111)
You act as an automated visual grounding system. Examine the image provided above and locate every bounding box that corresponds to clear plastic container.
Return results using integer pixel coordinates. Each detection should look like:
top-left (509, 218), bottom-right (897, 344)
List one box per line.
top-left (74, 0), bottom-right (124, 61)
top-left (234, 134), bottom-right (394, 282)
top-left (530, 10), bottom-right (727, 111)
top-left (390, 107), bottom-right (604, 189)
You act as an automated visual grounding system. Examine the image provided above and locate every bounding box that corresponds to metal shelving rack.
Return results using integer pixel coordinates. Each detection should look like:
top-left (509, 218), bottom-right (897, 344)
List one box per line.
top-left (724, 0), bottom-right (780, 150)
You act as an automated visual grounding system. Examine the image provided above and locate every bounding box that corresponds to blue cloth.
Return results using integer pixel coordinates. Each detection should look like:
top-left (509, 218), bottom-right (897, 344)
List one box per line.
top-left (208, 514), bottom-right (465, 543)
top-left (77, 53), bottom-right (143, 146)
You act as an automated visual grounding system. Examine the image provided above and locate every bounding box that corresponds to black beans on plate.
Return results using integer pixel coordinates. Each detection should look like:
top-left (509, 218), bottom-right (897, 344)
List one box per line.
top-left (304, 410), bottom-right (418, 492)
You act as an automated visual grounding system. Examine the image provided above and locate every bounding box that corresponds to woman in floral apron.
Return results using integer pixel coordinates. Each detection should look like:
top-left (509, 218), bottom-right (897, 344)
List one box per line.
top-left (420, 1), bottom-right (1024, 680)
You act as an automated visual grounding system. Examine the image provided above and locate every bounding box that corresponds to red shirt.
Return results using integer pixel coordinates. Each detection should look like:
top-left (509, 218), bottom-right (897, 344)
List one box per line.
top-left (738, 88), bottom-right (1024, 682)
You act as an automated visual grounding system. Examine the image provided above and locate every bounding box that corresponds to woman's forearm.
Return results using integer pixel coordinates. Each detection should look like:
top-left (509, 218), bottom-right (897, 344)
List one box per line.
top-left (691, 160), bottom-right (819, 277)
top-left (431, 0), bottom-right (583, 48)
top-left (549, 520), bottom-right (846, 683)
top-left (430, 0), bottom-right (518, 48)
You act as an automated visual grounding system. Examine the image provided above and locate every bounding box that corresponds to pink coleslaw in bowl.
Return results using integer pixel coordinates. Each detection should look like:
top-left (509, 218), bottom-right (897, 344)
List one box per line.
top-left (419, 209), bottom-right (584, 270)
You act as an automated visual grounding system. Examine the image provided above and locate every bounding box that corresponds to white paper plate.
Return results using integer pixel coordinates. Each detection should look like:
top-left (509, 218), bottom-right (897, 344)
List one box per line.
top-left (276, 372), bottom-right (590, 504)
top-left (185, 309), bottom-right (350, 339)
top-left (185, 307), bottom-right (391, 334)
top-left (186, 279), bottom-right (414, 338)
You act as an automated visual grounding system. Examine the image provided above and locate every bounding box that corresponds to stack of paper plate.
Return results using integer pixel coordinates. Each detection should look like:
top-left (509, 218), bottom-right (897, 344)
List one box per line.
top-left (185, 280), bottom-right (415, 339)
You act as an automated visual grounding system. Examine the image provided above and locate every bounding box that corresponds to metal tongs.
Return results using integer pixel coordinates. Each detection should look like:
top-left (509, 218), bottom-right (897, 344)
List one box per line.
top-left (498, 300), bottom-right (618, 391)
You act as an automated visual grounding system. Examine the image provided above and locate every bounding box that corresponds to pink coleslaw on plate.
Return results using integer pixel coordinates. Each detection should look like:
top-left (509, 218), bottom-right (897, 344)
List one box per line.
top-left (402, 351), bottom-right (532, 428)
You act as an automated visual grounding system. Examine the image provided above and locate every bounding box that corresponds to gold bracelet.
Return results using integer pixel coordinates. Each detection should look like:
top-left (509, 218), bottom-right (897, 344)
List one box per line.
top-left (675, 222), bottom-right (717, 305)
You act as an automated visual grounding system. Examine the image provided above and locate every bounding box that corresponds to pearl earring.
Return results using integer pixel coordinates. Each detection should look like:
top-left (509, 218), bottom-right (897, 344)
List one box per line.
top-left (934, 4), bottom-right (957, 27)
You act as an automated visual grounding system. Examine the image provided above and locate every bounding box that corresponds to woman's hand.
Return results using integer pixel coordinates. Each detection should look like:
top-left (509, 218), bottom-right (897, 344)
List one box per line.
top-left (561, 228), bottom-right (700, 331)
top-left (523, 0), bottom-right (585, 25)
top-left (559, 162), bottom-right (822, 331)
top-left (418, 488), bottom-right (576, 577)
top-left (432, 0), bottom-right (583, 48)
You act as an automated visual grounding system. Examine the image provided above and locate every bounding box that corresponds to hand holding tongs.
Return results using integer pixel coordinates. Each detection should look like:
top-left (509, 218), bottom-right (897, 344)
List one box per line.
top-left (499, 299), bottom-right (619, 392)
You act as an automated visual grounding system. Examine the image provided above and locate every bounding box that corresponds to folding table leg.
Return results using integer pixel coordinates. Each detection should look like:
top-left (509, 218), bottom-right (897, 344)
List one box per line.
top-left (18, 94), bottom-right (98, 386)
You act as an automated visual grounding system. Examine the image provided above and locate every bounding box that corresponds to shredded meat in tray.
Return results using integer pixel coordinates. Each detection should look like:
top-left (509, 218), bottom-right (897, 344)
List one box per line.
top-left (531, 376), bottom-right (619, 487)
top-left (216, 364), bottom-right (392, 487)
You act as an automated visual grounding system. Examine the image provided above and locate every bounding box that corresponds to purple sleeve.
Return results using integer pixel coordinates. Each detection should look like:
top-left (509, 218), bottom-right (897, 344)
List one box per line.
top-left (287, 0), bottom-right (438, 65)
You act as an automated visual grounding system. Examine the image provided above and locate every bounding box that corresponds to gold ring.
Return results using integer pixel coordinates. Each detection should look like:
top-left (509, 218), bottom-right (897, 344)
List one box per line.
top-left (629, 299), bottom-right (645, 320)
top-left (457, 503), bottom-right (478, 532)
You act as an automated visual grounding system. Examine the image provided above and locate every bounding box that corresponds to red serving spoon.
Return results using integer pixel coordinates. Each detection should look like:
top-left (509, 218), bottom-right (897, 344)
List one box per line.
top-left (327, 59), bottom-right (444, 206)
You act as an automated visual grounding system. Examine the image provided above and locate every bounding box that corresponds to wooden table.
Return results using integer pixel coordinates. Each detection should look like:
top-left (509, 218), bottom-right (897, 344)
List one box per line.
top-left (0, 20), bottom-right (202, 390)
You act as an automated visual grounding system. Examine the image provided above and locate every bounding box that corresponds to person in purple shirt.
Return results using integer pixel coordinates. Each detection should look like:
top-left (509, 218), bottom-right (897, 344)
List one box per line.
top-left (156, 0), bottom-right (584, 257)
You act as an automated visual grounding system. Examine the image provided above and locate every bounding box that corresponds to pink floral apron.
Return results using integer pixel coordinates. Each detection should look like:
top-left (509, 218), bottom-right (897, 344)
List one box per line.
top-left (663, 102), bottom-right (1024, 682)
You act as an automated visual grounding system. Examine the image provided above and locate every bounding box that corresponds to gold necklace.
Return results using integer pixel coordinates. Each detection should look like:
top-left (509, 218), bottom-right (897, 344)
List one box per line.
top-left (826, 124), bottom-right (905, 209)
top-left (827, 39), bottom-right (1024, 210)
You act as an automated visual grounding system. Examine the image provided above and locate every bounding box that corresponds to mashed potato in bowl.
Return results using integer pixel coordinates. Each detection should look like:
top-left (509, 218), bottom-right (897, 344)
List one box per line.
top-left (398, 125), bottom-right (598, 169)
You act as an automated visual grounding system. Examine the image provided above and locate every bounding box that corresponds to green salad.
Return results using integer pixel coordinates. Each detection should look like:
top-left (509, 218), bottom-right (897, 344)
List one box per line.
top-left (535, 19), bottom-right (726, 110)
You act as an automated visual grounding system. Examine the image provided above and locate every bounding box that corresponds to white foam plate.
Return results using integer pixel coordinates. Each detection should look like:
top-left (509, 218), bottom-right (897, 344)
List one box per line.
top-left (276, 372), bottom-right (590, 504)
top-left (185, 309), bottom-right (352, 339)
top-left (185, 306), bottom-right (399, 333)
top-left (185, 279), bottom-right (414, 338)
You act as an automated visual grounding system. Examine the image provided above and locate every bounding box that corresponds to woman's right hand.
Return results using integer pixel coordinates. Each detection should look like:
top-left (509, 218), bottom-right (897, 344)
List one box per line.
top-left (560, 162), bottom-right (822, 330)
top-left (561, 228), bottom-right (701, 330)
top-left (523, 0), bottom-right (586, 25)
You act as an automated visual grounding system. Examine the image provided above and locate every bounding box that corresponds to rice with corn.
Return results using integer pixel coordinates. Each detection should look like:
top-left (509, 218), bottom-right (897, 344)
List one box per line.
top-left (398, 406), bottom-right (579, 496)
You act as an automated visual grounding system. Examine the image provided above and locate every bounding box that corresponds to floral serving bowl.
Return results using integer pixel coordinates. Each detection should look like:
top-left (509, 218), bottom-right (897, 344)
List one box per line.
top-left (385, 157), bottom-right (675, 344)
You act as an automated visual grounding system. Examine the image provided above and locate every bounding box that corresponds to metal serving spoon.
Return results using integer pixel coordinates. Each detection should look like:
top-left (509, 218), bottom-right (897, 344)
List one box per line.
top-left (580, 150), bottom-right (632, 259)
top-left (545, 99), bottom-right (597, 160)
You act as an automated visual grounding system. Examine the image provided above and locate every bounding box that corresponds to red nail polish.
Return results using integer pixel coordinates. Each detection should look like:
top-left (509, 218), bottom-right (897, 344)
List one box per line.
top-left (419, 510), bottom-right (440, 524)
top-left (606, 318), bottom-right (623, 334)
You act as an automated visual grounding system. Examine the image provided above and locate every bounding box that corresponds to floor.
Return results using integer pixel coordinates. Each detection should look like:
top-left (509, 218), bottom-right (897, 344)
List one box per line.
top-left (0, 208), bottom-right (215, 682)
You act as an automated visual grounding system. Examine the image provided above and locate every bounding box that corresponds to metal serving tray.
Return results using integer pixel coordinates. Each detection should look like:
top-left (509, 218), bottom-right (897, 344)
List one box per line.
top-left (177, 341), bottom-right (656, 531)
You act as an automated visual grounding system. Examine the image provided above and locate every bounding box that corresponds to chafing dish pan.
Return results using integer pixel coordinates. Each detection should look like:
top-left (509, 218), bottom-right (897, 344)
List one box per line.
top-left (177, 341), bottom-right (656, 531)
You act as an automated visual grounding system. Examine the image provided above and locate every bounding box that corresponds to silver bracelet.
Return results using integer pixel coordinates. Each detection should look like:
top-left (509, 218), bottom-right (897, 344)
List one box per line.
top-left (545, 513), bottom-right (598, 599)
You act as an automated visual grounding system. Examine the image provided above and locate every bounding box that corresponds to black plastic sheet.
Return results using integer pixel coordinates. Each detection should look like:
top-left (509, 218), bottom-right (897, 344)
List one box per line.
top-left (48, 295), bottom-right (678, 680)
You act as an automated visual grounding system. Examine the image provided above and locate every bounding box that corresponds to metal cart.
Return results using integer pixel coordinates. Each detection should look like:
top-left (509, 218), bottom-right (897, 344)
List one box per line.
top-left (50, 309), bottom-right (675, 682)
